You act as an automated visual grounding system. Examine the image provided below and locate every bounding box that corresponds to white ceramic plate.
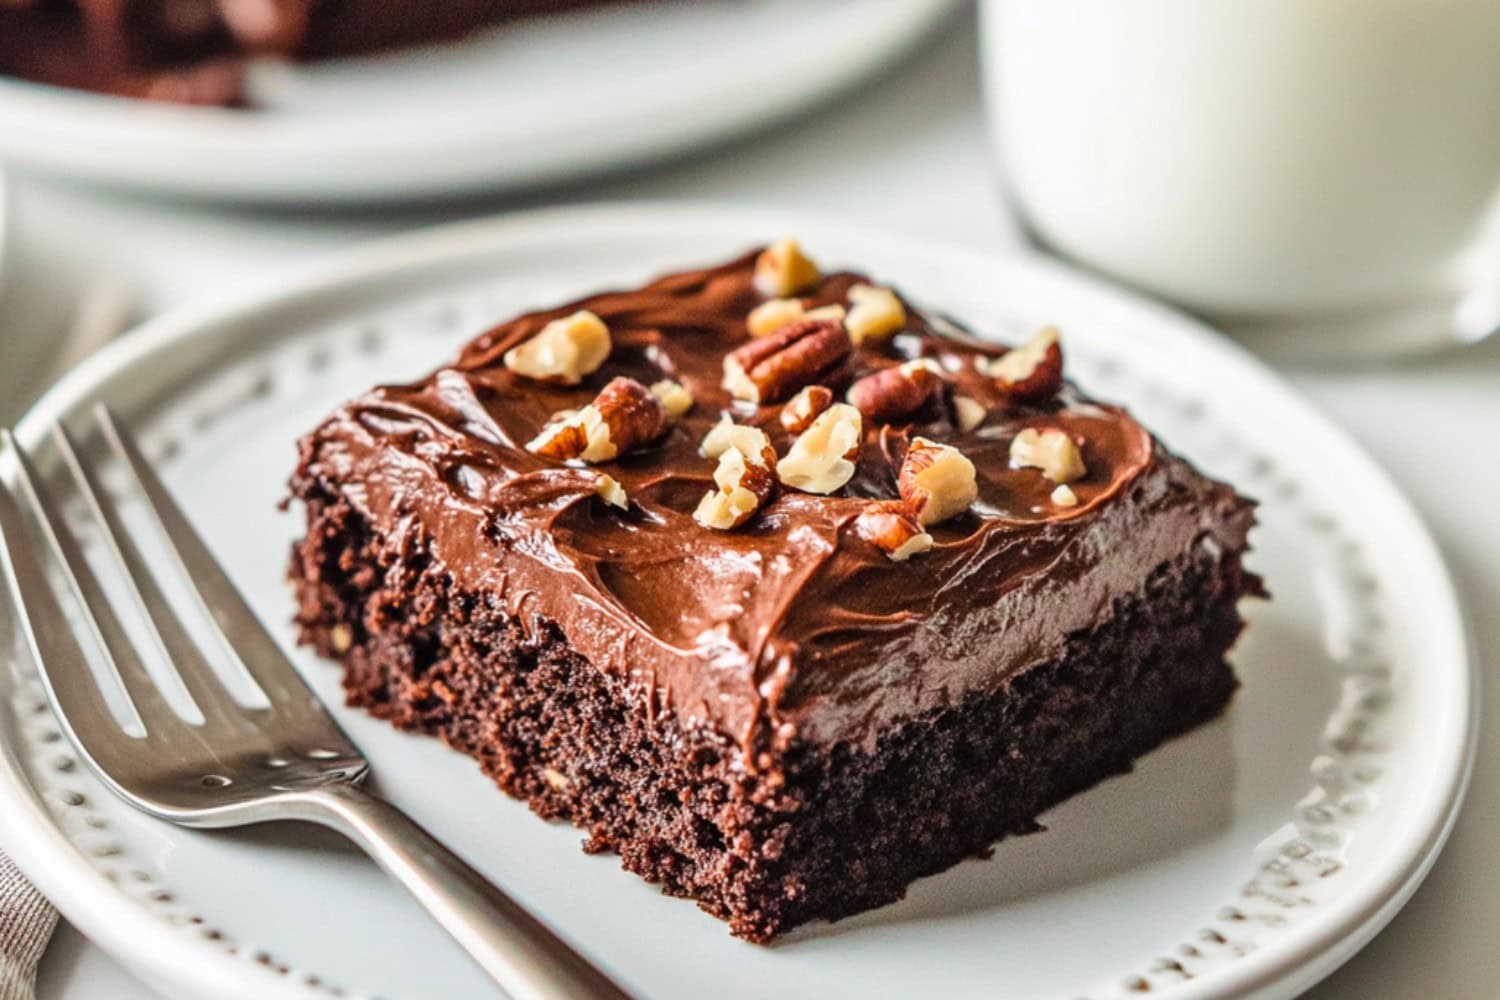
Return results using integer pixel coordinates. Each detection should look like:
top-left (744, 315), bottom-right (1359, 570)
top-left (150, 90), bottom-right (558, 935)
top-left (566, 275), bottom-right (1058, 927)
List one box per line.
top-left (0, 205), bottom-right (1474, 1000)
top-left (0, 0), bottom-right (957, 203)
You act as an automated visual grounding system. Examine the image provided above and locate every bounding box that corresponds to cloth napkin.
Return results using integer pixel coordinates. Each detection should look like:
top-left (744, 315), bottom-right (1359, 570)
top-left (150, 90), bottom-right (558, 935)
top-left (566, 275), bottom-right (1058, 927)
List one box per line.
top-left (0, 851), bottom-right (54, 1000)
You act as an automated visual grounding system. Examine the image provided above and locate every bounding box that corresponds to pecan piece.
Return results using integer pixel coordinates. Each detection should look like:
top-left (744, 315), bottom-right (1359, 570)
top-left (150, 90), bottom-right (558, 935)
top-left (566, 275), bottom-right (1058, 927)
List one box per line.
top-left (595, 474), bottom-right (629, 510)
top-left (694, 424), bottom-right (778, 530)
top-left (855, 501), bottom-right (934, 561)
top-left (898, 437), bottom-right (978, 525)
top-left (1010, 427), bottom-right (1086, 483)
top-left (953, 395), bottom-right (987, 432)
top-left (780, 385), bottom-right (835, 433)
top-left (503, 310), bottom-right (612, 385)
top-left (722, 317), bottom-right (851, 404)
top-left (747, 298), bottom-right (845, 337)
top-left (649, 379), bottom-right (694, 418)
top-left (846, 358), bottom-right (944, 424)
top-left (981, 325), bottom-right (1063, 402)
top-left (776, 403), bottom-right (863, 494)
top-left (845, 284), bottom-right (906, 345)
top-left (527, 376), bottom-right (668, 463)
top-left (754, 238), bottom-right (822, 297)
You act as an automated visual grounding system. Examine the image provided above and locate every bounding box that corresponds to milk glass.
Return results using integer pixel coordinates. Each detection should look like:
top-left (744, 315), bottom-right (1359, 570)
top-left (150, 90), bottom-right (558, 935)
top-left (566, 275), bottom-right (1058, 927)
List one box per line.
top-left (981, 0), bottom-right (1500, 359)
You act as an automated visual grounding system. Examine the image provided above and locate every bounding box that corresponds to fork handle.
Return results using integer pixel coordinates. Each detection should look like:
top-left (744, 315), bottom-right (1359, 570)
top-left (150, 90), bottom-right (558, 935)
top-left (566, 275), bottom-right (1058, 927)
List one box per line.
top-left (286, 782), bottom-right (633, 1000)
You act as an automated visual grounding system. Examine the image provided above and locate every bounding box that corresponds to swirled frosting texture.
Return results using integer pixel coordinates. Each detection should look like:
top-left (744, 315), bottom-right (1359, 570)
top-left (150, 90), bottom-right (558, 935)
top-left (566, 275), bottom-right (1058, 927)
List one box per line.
top-left (296, 250), bottom-right (1255, 754)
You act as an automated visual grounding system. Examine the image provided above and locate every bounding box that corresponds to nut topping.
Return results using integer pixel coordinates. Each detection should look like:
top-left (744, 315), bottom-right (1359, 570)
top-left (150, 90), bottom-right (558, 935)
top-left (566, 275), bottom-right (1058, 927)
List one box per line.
top-left (780, 385), bottom-right (835, 433)
top-left (898, 437), bottom-right (978, 525)
top-left (1050, 483), bottom-right (1079, 507)
top-left (694, 425), bottom-right (778, 530)
top-left (699, 413), bottom-right (771, 461)
top-left (747, 298), bottom-right (845, 337)
top-left (846, 358), bottom-right (944, 424)
top-left (1009, 427), bottom-right (1086, 483)
top-left (527, 376), bottom-right (668, 463)
top-left (844, 284), bottom-right (906, 345)
top-left (722, 317), bottom-right (852, 404)
top-left (753, 238), bottom-right (821, 298)
top-left (595, 474), bottom-right (629, 510)
top-left (503, 310), bottom-right (612, 385)
top-left (855, 502), bottom-right (934, 561)
top-left (981, 325), bottom-right (1063, 402)
top-left (649, 379), bottom-right (694, 418)
top-left (953, 395), bottom-right (987, 432)
top-left (776, 403), bottom-right (863, 494)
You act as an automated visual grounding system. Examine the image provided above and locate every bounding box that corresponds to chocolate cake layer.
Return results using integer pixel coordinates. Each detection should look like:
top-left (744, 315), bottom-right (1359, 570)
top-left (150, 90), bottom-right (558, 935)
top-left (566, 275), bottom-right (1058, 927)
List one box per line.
top-left (288, 245), bottom-right (1262, 939)
top-left (291, 481), bottom-right (1252, 941)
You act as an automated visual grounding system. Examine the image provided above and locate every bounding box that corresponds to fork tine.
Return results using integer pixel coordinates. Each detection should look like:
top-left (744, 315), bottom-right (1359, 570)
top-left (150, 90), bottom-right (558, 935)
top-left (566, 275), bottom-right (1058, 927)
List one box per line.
top-left (49, 422), bottom-right (255, 736)
top-left (93, 406), bottom-right (339, 730)
top-left (8, 432), bottom-right (199, 743)
top-left (0, 438), bottom-right (140, 770)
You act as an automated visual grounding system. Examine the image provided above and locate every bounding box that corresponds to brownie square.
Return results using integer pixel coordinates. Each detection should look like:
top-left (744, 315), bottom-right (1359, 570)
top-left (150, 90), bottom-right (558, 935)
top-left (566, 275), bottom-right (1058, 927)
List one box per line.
top-left (287, 244), bottom-right (1261, 941)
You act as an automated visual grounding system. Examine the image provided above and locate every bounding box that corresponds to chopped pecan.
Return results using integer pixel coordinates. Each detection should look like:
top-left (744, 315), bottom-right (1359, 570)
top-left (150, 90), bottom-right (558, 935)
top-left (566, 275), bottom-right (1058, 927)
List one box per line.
top-left (747, 298), bottom-right (845, 338)
top-left (953, 395), bottom-right (987, 432)
top-left (722, 317), bottom-right (851, 404)
top-left (981, 326), bottom-right (1063, 402)
top-left (503, 310), bottom-right (612, 385)
top-left (595, 474), bottom-right (629, 510)
top-left (776, 403), bottom-right (862, 494)
top-left (780, 385), bottom-right (835, 433)
top-left (694, 425), bottom-right (778, 530)
top-left (855, 501), bottom-right (934, 561)
top-left (845, 284), bottom-right (906, 344)
top-left (649, 379), bottom-right (694, 418)
top-left (753, 238), bottom-right (822, 297)
top-left (898, 437), bottom-right (978, 525)
top-left (846, 358), bottom-right (944, 424)
top-left (527, 376), bottom-right (668, 463)
top-left (1009, 427), bottom-right (1086, 483)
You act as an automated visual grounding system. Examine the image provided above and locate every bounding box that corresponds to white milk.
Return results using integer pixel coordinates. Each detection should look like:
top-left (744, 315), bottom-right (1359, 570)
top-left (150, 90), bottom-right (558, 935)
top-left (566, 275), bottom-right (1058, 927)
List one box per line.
top-left (982, 0), bottom-right (1500, 316)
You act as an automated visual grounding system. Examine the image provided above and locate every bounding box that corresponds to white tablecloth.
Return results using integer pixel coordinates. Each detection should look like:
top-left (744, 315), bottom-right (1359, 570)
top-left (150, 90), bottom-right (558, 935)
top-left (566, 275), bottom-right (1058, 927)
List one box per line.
top-left (6, 9), bottom-right (1495, 999)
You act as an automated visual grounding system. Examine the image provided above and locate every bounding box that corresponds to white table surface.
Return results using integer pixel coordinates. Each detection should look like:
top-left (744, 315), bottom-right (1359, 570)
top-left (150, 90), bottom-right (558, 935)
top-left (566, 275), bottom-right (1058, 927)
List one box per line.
top-left (5, 8), bottom-right (1496, 999)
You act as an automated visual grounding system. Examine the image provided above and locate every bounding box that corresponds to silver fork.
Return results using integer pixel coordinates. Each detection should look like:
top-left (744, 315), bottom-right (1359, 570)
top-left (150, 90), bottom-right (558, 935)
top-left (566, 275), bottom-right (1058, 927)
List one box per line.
top-left (0, 405), bottom-right (632, 1000)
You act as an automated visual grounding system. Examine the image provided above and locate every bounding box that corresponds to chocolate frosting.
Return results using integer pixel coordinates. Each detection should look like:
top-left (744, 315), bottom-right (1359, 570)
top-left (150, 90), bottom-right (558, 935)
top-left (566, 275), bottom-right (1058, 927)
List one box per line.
top-left (297, 250), bottom-right (1255, 757)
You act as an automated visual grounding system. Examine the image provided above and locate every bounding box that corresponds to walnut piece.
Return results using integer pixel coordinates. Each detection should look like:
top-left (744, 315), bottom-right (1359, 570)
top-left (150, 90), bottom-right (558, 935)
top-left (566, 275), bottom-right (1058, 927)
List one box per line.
top-left (898, 437), bottom-right (978, 525)
top-left (595, 474), bottom-right (628, 510)
top-left (649, 379), bottom-right (694, 418)
top-left (694, 424), bottom-right (778, 530)
top-left (527, 376), bottom-right (668, 463)
top-left (776, 403), bottom-right (863, 494)
top-left (855, 502), bottom-right (934, 561)
top-left (981, 325), bottom-right (1063, 402)
top-left (846, 358), bottom-right (943, 424)
top-left (754, 238), bottom-right (821, 297)
top-left (844, 284), bottom-right (906, 344)
top-left (722, 317), bottom-right (851, 404)
top-left (781, 385), bottom-right (835, 433)
top-left (503, 310), bottom-right (611, 385)
top-left (1010, 427), bottom-right (1086, 483)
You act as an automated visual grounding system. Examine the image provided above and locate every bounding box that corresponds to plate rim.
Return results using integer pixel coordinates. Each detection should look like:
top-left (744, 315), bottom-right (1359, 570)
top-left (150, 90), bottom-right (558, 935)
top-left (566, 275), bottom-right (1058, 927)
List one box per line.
top-left (0, 0), bottom-right (961, 203)
top-left (0, 202), bottom-right (1477, 1000)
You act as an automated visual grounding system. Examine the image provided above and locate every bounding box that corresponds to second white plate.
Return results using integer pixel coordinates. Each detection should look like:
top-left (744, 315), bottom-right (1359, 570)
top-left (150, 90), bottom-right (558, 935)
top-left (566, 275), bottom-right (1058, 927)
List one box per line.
top-left (0, 0), bottom-right (958, 203)
top-left (0, 204), bottom-right (1475, 1000)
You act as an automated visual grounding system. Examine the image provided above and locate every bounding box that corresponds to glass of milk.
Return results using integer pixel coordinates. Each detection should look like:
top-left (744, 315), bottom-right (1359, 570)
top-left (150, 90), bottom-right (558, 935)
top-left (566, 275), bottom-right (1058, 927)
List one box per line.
top-left (980, 0), bottom-right (1500, 359)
